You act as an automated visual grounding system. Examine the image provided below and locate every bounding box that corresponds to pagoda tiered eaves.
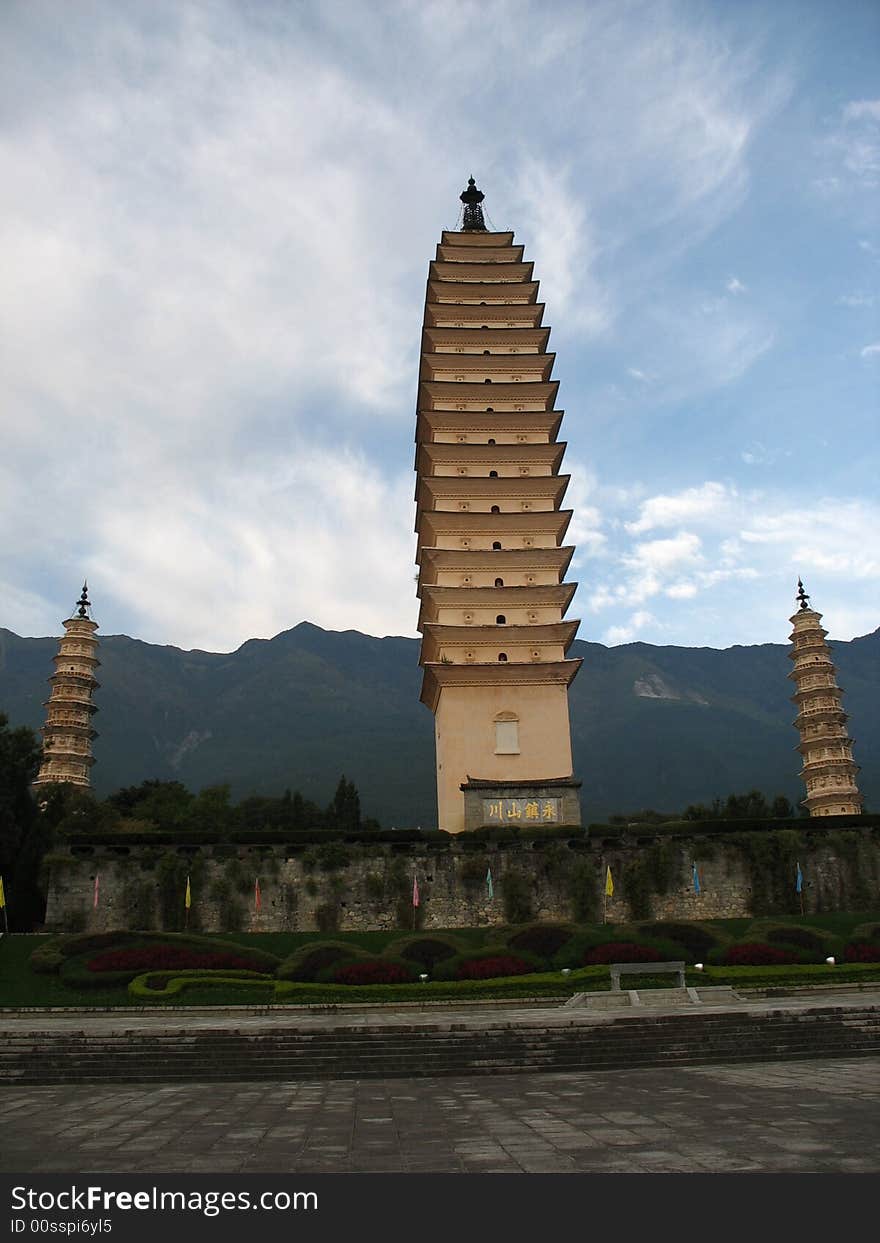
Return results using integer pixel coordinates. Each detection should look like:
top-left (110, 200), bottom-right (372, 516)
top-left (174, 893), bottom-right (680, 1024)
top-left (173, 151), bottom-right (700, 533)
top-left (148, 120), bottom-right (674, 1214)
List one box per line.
top-left (414, 188), bottom-right (583, 832)
top-left (788, 585), bottom-right (862, 817)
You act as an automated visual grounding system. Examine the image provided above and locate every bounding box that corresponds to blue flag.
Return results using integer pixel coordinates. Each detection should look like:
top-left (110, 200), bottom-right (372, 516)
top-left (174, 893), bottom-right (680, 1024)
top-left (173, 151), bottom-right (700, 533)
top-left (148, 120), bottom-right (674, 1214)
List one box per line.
top-left (692, 862), bottom-right (701, 895)
top-left (796, 861), bottom-right (803, 894)
top-left (486, 868), bottom-right (494, 901)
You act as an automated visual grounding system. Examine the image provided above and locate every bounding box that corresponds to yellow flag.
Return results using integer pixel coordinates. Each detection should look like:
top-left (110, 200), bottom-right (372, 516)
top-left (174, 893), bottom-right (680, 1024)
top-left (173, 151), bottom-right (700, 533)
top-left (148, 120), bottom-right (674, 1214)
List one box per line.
top-left (0, 876), bottom-right (5, 908)
top-left (605, 866), bottom-right (614, 897)
top-left (184, 876), bottom-right (191, 909)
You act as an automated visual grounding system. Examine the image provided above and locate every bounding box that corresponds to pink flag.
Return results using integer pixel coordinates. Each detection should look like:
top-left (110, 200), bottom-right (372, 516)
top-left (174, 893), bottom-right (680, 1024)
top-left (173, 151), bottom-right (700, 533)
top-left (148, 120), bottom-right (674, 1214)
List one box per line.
top-left (93, 873), bottom-right (100, 910)
top-left (412, 874), bottom-right (420, 907)
top-left (255, 877), bottom-right (262, 912)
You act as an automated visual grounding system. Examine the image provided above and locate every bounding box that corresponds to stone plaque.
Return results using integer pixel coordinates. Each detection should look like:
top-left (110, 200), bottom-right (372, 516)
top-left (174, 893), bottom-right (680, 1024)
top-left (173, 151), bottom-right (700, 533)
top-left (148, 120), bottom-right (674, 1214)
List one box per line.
top-left (483, 797), bottom-right (560, 824)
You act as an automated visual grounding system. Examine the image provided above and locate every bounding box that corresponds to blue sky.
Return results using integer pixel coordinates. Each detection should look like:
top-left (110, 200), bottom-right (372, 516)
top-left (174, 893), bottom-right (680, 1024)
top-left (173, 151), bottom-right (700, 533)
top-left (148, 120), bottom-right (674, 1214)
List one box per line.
top-left (1, 0), bottom-right (877, 652)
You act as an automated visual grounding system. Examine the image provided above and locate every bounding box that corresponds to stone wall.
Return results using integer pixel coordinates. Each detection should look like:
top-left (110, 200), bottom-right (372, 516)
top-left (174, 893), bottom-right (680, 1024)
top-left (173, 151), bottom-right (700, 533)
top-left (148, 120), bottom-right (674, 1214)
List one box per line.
top-left (43, 827), bottom-right (880, 934)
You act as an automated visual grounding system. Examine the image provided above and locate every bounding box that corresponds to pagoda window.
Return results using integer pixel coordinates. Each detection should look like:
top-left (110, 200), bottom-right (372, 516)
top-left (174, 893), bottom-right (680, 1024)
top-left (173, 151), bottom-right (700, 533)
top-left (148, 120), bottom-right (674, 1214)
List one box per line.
top-left (498, 653), bottom-right (508, 662)
top-left (488, 438), bottom-right (496, 444)
top-left (483, 350), bottom-right (490, 355)
top-left (486, 407), bottom-right (494, 412)
top-left (494, 712), bottom-right (519, 755)
top-left (496, 615), bottom-right (506, 625)
top-left (495, 578), bottom-right (504, 587)
top-left (492, 541), bottom-right (502, 550)
top-left (489, 470), bottom-right (499, 478)
top-left (484, 378), bottom-right (492, 384)
top-left (491, 505), bottom-right (500, 514)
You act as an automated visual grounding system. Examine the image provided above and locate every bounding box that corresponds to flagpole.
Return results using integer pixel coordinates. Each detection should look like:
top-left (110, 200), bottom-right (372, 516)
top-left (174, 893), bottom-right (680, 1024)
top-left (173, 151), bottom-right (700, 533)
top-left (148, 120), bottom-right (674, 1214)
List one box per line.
top-left (0, 876), bottom-right (8, 934)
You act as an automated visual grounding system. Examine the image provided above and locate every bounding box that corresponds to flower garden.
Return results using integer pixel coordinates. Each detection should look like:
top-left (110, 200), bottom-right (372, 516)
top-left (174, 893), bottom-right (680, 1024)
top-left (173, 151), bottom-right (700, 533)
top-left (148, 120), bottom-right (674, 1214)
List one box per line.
top-left (2, 912), bottom-right (879, 1007)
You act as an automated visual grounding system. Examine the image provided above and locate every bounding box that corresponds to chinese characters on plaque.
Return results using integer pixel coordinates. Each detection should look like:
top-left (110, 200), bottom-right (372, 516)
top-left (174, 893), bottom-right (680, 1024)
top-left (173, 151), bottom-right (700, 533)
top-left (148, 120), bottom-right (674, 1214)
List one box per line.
top-left (483, 798), bottom-right (560, 823)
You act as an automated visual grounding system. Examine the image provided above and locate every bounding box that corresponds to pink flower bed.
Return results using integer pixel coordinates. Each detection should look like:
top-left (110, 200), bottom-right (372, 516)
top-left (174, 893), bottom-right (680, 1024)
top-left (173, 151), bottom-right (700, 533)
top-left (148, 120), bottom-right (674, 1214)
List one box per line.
top-left (456, 955), bottom-right (534, 980)
top-left (721, 943), bottom-right (800, 966)
top-left (87, 946), bottom-right (266, 973)
top-left (585, 942), bottom-right (662, 965)
top-left (844, 943), bottom-right (880, 963)
top-left (332, 961), bottom-right (413, 985)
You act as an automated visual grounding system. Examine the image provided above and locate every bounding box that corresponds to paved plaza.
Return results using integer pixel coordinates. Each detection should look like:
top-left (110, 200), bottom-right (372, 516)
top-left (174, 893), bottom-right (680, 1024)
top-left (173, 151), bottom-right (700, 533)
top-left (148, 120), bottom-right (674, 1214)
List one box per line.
top-left (3, 1057), bottom-right (879, 1174)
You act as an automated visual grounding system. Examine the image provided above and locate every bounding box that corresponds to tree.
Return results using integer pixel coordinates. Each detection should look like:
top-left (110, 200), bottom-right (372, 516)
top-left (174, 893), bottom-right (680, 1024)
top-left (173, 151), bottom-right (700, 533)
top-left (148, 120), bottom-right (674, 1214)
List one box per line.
top-left (328, 776), bottom-right (361, 834)
top-left (0, 714), bottom-right (41, 877)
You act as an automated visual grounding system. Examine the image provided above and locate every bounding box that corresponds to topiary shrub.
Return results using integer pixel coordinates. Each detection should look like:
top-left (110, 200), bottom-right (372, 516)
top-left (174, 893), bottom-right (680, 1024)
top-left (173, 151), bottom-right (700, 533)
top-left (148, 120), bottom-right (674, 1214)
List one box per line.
top-left (384, 935), bottom-right (463, 969)
top-left (507, 923), bottom-right (574, 962)
top-left (277, 941), bottom-right (364, 982)
top-left (763, 926), bottom-right (826, 954)
top-left (638, 922), bottom-right (720, 960)
top-left (324, 958), bottom-right (418, 986)
top-left (29, 940), bottom-right (65, 974)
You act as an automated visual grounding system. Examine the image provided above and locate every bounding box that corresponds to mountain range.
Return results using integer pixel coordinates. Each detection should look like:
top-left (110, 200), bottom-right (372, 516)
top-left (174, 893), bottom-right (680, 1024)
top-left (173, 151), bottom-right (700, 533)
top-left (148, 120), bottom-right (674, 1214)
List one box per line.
top-left (1, 623), bottom-right (877, 825)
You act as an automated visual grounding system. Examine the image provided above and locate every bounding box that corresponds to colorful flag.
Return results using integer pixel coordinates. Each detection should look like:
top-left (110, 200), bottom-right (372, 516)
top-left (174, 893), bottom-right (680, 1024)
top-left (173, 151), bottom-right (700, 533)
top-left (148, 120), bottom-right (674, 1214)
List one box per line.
top-left (185, 875), bottom-right (192, 909)
top-left (692, 862), bottom-right (701, 895)
top-left (412, 874), bottom-right (420, 908)
top-left (255, 878), bottom-right (262, 912)
top-left (0, 876), bottom-right (5, 909)
top-left (605, 866), bottom-right (614, 897)
top-left (93, 873), bottom-right (100, 910)
top-left (486, 868), bottom-right (494, 901)
top-left (795, 861), bottom-right (803, 894)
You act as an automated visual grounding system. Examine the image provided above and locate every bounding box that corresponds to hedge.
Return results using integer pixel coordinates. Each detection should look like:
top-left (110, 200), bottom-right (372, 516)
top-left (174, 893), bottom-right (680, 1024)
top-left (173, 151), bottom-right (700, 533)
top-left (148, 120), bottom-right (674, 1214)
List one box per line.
top-left (128, 970), bottom-right (274, 1001)
top-left (276, 940), bottom-right (365, 982)
top-left (432, 948), bottom-right (545, 982)
top-left (382, 934), bottom-right (466, 969)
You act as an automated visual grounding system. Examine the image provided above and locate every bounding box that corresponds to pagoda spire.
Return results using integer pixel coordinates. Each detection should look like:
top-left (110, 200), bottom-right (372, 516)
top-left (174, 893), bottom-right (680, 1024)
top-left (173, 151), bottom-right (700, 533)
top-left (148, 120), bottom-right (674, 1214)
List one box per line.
top-left (32, 585), bottom-right (101, 790)
top-left (459, 177), bottom-right (486, 232)
top-left (413, 192), bottom-right (582, 832)
top-left (787, 581), bottom-right (862, 817)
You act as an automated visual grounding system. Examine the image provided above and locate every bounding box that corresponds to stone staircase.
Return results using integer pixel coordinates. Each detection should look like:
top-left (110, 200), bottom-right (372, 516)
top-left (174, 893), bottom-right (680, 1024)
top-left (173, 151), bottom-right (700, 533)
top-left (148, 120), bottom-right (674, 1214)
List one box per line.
top-left (2, 1003), bottom-right (879, 1084)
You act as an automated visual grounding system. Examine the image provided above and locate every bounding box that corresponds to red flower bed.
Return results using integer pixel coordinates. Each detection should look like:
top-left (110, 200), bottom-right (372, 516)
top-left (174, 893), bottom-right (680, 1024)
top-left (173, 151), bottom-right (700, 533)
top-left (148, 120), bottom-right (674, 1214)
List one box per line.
top-left (721, 943), bottom-right (800, 966)
top-left (86, 946), bottom-right (266, 974)
top-left (844, 943), bottom-right (880, 963)
top-left (332, 961), bottom-right (413, 986)
top-left (584, 942), bottom-right (662, 965)
top-left (456, 955), bottom-right (534, 980)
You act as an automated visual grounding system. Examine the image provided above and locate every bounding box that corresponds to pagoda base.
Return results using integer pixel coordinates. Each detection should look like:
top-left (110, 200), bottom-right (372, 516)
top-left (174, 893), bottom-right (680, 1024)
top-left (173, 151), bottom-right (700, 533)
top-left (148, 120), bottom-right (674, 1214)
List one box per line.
top-left (460, 776), bottom-right (582, 832)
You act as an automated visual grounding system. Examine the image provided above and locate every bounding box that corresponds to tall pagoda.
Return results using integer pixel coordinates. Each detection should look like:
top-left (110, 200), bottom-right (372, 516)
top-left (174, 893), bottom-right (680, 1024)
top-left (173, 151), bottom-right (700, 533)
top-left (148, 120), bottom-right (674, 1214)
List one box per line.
top-left (414, 178), bottom-right (582, 833)
top-left (32, 584), bottom-right (100, 790)
top-left (788, 579), bottom-right (862, 816)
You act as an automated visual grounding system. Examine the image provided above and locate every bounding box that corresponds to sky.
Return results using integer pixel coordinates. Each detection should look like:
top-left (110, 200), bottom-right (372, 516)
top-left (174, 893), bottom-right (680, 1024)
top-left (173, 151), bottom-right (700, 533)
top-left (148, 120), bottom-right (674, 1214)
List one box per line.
top-left (0, 0), bottom-right (877, 654)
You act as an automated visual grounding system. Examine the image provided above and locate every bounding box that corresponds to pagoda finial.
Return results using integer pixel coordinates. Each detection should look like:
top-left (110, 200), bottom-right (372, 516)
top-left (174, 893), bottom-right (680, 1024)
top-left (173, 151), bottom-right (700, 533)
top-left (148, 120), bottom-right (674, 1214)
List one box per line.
top-left (459, 176), bottom-right (486, 232)
top-left (796, 578), bottom-right (810, 611)
top-left (75, 581), bottom-right (91, 620)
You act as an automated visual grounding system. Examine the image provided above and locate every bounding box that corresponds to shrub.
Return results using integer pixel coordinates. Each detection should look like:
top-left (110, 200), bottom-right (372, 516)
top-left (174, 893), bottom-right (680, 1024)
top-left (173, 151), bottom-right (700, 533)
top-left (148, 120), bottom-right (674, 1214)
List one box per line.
top-left (328, 959), bottom-right (417, 986)
top-left (585, 942), bottom-right (663, 965)
top-left (507, 923), bottom-right (574, 961)
top-left (276, 941), bottom-right (364, 982)
top-left (763, 926), bottom-right (826, 954)
top-left (385, 935), bottom-right (463, 969)
top-left (29, 940), bottom-right (65, 974)
top-left (638, 922), bottom-right (720, 959)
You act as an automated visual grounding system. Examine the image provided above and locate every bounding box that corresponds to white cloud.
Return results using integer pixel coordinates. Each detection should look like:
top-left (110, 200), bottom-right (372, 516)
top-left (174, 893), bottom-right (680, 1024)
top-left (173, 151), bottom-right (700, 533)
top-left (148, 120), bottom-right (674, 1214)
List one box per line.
top-left (861, 342), bottom-right (880, 357)
top-left (726, 276), bottom-right (747, 294)
top-left (602, 610), bottom-right (657, 646)
top-left (837, 294), bottom-right (875, 307)
top-left (626, 482), bottom-right (733, 534)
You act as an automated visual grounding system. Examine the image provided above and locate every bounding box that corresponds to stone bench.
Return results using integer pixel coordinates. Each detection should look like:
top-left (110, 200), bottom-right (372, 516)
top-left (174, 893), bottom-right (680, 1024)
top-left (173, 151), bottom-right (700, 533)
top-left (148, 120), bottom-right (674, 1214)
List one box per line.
top-left (610, 961), bottom-right (686, 991)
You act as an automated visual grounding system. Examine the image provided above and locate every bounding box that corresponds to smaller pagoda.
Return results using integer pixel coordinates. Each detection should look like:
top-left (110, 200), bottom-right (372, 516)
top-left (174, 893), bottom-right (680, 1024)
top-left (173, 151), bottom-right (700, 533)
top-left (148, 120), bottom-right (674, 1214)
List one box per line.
top-left (33, 584), bottom-right (100, 790)
top-left (788, 580), bottom-right (862, 816)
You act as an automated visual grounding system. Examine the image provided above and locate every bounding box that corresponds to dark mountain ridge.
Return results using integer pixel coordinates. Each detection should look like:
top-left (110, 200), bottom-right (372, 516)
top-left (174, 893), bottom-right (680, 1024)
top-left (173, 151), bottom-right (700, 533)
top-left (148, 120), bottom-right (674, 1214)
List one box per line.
top-left (1, 622), bottom-right (877, 825)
